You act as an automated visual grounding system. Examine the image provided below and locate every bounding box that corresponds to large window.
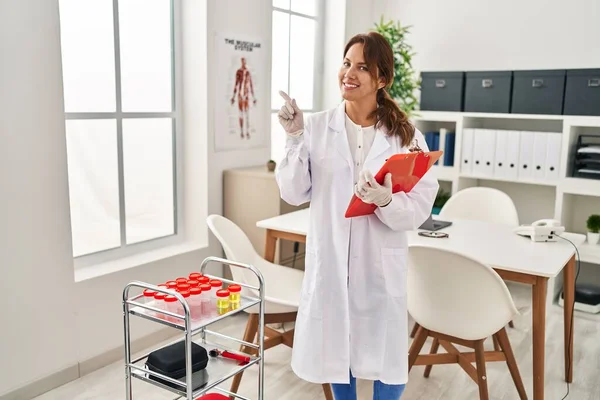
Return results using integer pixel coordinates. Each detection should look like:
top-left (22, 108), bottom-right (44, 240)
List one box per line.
top-left (58, 0), bottom-right (179, 259)
top-left (271, 0), bottom-right (323, 161)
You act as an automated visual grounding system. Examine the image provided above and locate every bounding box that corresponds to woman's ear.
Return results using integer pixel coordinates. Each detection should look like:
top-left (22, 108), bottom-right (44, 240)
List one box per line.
top-left (378, 76), bottom-right (386, 90)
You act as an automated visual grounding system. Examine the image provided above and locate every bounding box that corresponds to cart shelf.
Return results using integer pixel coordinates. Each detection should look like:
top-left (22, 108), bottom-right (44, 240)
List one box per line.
top-left (129, 290), bottom-right (261, 333)
top-left (123, 256), bottom-right (265, 400)
top-left (130, 339), bottom-right (259, 400)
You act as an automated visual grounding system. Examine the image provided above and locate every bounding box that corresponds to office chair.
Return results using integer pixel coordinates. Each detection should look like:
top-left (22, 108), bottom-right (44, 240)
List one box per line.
top-left (438, 186), bottom-right (520, 226)
top-left (407, 245), bottom-right (527, 400)
top-left (206, 214), bottom-right (334, 400)
top-left (411, 186), bottom-right (519, 339)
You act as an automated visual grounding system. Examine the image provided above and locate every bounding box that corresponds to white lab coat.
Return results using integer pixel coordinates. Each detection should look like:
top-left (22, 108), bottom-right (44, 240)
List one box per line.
top-left (275, 101), bottom-right (439, 385)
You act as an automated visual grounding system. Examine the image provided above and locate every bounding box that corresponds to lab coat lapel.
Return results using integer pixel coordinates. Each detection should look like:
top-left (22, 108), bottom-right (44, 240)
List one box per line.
top-left (328, 102), bottom-right (353, 169)
top-left (365, 126), bottom-right (391, 165)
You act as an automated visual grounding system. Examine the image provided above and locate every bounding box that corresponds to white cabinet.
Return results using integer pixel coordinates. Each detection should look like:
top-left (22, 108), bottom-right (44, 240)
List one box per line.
top-left (223, 166), bottom-right (308, 270)
top-left (412, 111), bottom-right (599, 231)
top-left (413, 111), bottom-right (600, 320)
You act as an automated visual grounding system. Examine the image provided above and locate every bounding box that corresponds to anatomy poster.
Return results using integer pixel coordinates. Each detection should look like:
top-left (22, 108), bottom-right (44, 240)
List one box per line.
top-left (214, 32), bottom-right (269, 152)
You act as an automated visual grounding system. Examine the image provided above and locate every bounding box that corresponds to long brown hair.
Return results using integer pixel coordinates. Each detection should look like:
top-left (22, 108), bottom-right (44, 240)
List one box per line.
top-left (343, 32), bottom-right (415, 147)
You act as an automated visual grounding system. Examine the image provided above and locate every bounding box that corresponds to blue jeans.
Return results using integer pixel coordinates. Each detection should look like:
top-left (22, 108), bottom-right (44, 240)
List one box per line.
top-left (331, 370), bottom-right (406, 400)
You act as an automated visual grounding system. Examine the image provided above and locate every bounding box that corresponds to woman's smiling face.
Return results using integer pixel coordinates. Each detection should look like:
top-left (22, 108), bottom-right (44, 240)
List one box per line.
top-left (338, 42), bottom-right (381, 101)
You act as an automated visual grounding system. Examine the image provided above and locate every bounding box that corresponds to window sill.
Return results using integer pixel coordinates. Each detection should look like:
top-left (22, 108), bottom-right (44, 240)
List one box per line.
top-left (74, 240), bottom-right (208, 283)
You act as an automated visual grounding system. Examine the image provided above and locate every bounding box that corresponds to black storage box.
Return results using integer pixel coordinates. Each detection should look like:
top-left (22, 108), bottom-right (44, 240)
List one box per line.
top-left (511, 70), bottom-right (566, 115)
top-left (464, 71), bottom-right (513, 113)
top-left (563, 69), bottom-right (600, 116)
top-left (146, 341), bottom-right (209, 389)
top-left (420, 72), bottom-right (465, 111)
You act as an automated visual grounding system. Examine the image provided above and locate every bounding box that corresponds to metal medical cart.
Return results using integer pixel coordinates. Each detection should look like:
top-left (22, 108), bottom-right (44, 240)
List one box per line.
top-left (122, 256), bottom-right (265, 400)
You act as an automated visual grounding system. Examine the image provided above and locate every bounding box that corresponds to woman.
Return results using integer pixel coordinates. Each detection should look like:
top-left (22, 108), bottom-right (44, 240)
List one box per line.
top-left (275, 32), bottom-right (439, 400)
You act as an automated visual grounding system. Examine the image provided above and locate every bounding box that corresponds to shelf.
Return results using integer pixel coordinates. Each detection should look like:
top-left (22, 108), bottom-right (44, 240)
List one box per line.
top-left (414, 111), bottom-right (600, 126)
top-left (129, 294), bottom-right (261, 334)
top-left (560, 177), bottom-right (600, 197)
top-left (564, 115), bottom-right (600, 128)
top-left (130, 339), bottom-right (260, 399)
top-left (412, 111), bottom-right (461, 122)
top-left (577, 241), bottom-right (600, 265)
top-left (431, 165), bottom-right (457, 181)
top-left (459, 173), bottom-right (558, 187)
top-left (415, 110), bottom-right (566, 122)
top-left (461, 112), bottom-right (565, 121)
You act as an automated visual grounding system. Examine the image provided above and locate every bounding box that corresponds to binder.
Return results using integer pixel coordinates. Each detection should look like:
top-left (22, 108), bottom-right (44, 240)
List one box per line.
top-left (345, 150), bottom-right (443, 218)
top-left (505, 130), bottom-right (521, 180)
top-left (518, 131), bottom-right (535, 180)
top-left (545, 133), bottom-right (562, 181)
top-left (425, 132), bottom-right (436, 151)
top-left (432, 132), bottom-right (440, 151)
top-left (472, 129), bottom-right (496, 177)
top-left (493, 130), bottom-right (509, 179)
top-left (443, 132), bottom-right (456, 166)
top-left (461, 128), bottom-right (475, 174)
top-left (482, 129), bottom-right (497, 177)
top-left (425, 131), bottom-right (440, 166)
top-left (433, 132), bottom-right (440, 165)
top-left (532, 132), bottom-right (548, 180)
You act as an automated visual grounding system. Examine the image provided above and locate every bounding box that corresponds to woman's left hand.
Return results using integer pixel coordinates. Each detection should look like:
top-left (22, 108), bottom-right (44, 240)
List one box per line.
top-left (354, 170), bottom-right (392, 207)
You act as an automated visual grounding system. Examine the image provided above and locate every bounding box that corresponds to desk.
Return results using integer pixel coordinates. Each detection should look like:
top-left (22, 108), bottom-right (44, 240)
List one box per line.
top-left (257, 209), bottom-right (583, 400)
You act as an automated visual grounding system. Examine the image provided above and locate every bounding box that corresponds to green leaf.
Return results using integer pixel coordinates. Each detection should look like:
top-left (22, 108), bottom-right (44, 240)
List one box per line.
top-left (373, 18), bottom-right (420, 114)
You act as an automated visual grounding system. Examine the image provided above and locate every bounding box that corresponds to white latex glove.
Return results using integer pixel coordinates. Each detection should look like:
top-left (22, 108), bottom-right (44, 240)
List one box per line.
top-left (278, 90), bottom-right (304, 137)
top-left (355, 170), bottom-right (393, 207)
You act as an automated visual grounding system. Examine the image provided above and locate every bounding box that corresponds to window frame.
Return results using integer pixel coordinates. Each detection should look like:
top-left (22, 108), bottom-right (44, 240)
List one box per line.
top-left (60, 0), bottom-right (184, 265)
top-left (271, 0), bottom-right (325, 132)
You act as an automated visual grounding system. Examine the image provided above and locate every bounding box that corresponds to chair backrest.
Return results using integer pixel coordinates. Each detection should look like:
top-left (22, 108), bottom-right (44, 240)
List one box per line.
top-left (439, 187), bottom-right (519, 226)
top-left (407, 245), bottom-right (519, 340)
top-left (206, 214), bottom-right (260, 287)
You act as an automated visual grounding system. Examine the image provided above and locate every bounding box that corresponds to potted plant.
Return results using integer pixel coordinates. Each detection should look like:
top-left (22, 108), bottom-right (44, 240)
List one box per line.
top-left (266, 159), bottom-right (276, 172)
top-left (372, 17), bottom-right (420, 117)
top-left (432, 188), bottom-right (451, 215)
top-left (586, 214), bottom-right (600, 244)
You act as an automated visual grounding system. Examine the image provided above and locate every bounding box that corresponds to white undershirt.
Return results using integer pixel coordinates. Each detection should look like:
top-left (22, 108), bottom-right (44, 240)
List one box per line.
top-left (345, 113), bottom-right (376, 184)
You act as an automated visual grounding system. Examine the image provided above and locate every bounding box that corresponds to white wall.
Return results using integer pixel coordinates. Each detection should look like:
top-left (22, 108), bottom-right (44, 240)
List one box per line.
top-left (373, 0), bottom-right (600, 71)
top-left (0, 0), bottom-right (78, 393)
top-left (206, 0), bottom-right (272, 206)
top-left (322, 0), bottom-right (347, 110)
top-left (321, 0), bottom-right (378, 110)
top-left (0, 0), bottom-right (271, 397)
top-left (344, 0), bottom-right (376, 41)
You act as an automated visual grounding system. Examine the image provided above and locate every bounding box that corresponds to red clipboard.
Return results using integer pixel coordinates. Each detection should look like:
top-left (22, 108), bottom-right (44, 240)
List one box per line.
top-left (344, 150), bottom-right (443, 218)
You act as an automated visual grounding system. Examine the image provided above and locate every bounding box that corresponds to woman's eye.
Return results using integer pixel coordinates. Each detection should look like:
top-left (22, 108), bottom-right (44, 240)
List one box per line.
top-left (343, 62), bottom-right (350, 67)
top-left (360, 66), bottom-right (368, 71)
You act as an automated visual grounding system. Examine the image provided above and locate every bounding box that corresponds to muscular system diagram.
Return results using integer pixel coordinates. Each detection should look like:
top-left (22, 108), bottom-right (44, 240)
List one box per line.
top-left (230, 57), bottom-right (257, 139)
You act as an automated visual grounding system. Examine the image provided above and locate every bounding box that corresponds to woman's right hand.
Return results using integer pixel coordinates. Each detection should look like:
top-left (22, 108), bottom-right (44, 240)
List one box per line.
top-left (278, 90), bottom-right (304, 136)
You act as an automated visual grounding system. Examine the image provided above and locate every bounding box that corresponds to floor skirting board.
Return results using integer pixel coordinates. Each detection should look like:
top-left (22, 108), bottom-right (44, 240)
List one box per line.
top-left (0, 327), bottom-right (176, 400)
top-left (0, 365), bottom-right (79, 400)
